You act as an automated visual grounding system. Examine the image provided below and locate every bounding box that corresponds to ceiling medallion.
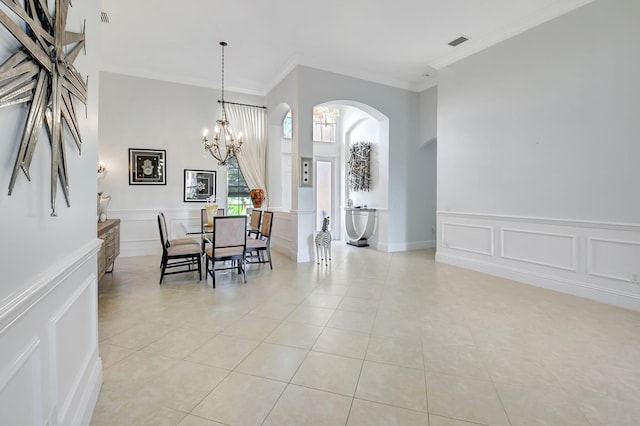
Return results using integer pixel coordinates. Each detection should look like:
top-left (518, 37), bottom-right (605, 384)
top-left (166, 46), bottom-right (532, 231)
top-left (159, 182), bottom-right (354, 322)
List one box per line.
top-left (0, 0), bottom-right (88, 216)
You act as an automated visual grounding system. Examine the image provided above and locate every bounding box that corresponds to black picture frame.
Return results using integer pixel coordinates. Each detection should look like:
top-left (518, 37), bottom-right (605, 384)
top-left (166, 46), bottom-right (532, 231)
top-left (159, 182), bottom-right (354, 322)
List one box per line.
top-left (129, 148), bottom-right (166, 185)
top-left (184, 169), bottom-right (216, 202)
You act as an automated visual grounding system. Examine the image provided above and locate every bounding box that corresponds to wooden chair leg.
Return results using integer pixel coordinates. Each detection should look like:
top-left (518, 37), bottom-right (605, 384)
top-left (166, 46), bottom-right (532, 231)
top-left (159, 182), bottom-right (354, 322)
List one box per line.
top-left (160, 254), bottom-right (168, 284)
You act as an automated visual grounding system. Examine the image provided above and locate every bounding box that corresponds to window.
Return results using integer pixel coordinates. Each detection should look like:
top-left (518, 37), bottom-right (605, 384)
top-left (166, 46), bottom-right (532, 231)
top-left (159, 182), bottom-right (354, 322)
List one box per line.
top-left (283, 111), bottom-right (292, 139)
top-left (312, 107), bottom-right (339, 143)
top-left (226, 157), bottom-right (252, 215)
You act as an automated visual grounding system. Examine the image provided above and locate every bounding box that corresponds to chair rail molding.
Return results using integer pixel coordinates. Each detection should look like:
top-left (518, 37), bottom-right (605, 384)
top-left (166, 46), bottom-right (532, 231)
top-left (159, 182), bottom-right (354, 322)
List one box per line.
top-left (436, 211), bottom-right (640, 311)
top-left (0, 240), bottom-right (103, 426)
top-left (0, 239), bottom-right (102, 333)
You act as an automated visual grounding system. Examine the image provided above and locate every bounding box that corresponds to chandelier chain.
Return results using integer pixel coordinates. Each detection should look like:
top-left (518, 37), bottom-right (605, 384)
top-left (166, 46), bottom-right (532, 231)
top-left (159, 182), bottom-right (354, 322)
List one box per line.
top-left (200, 41), bottom-right (243, 166)
top-left (221, 42), bottom-right (225, 120)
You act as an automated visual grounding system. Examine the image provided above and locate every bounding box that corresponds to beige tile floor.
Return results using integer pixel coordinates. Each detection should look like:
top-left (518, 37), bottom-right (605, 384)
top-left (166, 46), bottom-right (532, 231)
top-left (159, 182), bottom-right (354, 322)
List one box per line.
top-left (92, 246), bottom-right (640, 425)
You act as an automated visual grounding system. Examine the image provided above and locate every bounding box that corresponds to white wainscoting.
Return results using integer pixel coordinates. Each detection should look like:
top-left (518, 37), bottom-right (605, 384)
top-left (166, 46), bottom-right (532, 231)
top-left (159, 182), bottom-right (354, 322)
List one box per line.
top-left (0, 240), bottom-right (103, 425)
top-left (436, 211), bottom-right (640, 311)
top-left (111, 208), bottom-right (201, 257)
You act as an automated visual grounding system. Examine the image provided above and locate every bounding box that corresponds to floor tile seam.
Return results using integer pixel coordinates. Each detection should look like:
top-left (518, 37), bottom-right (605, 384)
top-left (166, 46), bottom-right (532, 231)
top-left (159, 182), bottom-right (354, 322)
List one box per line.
top-left (487, 372), bottom-right (514, 426)
top-left (350, 329), bottom-right (374, 413)
top-left (363, 351), bottom-right (426, 371)
top-left (308, 347), bottom-right (369, 362)
top-left (492, 381), bottom-right (594, 426)
top-left (184, 368), bottom-right (235, 419)
top-left (99, 344), bottom-right (160, 373)
top-left (353, 394), bottom-right (428, 414)
top-left (99, 340), bottom-right (138, 353)
top-left (425, 367), bottom-right (514, 426)
top-left (263, 322), bottom-right (327, 350)
top-left (283, 381), bottom-right (358, 400)
top-left (344, 397), bottom-right (356, 426)
top-left (426, 366), bottom-right (508, 383)
top-left (122, 327), bottom-right (185, 353)
top-left (423, 366), bottom-right (493, 383)
top-left (429, 413), bottom-right (488, 425)
top-left (254, 377), bottom-right (289, 426)
top-left (354, 396), bottom-right (432, 416)
top-left (421, 329), bottom-right (431, 419)
top-left (230, 338), bottom-right (311, 379)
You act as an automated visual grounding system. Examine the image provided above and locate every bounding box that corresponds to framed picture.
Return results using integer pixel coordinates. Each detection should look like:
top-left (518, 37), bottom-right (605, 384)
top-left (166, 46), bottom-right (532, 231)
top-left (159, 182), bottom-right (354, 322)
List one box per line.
top-left (184, 169), bottom-right (216, 202)
top-left (129, 148), bottom-right (166, 185)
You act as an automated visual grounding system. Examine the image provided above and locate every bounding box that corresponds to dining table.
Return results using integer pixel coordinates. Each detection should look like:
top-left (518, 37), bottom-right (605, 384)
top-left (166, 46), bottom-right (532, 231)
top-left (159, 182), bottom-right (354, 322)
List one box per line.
top-left (181, 220), bottom-right (258, 237)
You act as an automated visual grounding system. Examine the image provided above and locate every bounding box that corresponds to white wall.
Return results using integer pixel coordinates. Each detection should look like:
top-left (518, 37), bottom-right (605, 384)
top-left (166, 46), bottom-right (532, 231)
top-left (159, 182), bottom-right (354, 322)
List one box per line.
top-left (98, 72), bottom-right (264, 256)
top-left (436, 0), bottom-right (640, 310)
top-left (0, 0), bottom-right (103, 423)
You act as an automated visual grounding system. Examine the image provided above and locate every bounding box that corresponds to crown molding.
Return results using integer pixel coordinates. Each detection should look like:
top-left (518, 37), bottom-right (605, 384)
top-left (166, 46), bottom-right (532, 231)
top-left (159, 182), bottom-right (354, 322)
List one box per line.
top-left (99, 64), bottom-right (266, 97)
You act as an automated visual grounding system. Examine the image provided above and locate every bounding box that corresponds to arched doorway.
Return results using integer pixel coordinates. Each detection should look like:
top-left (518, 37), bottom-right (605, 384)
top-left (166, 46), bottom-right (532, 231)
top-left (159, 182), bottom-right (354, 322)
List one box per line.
top-left (311, 101), bottom-right (389, 248)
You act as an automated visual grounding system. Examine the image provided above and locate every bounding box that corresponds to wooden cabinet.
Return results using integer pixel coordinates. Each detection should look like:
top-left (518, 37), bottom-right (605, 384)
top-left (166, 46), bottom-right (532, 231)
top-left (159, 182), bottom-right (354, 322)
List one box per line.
top-left (98, 219), bottom-right (120, 281)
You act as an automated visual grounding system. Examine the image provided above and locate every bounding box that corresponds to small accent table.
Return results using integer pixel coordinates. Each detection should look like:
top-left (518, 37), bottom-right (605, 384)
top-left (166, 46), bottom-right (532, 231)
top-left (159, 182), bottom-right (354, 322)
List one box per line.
top-left (345, 207), bottom-right (376, 247)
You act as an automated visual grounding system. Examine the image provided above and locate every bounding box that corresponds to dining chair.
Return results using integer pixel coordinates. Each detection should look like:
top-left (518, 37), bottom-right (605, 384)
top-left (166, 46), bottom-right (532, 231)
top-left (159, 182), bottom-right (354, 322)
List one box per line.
top-left (200, 208), bottom-right (214, 253)
top-left (159, 212), bottom-right (199, 247)
top-left (248, 209), bottom-right (262, 238)
top-left (245, 211), bottom-right (274, 269)
top-left (204, 215), bottom-right (247, 288)
top-left (157, 214), bottom-right (201, 284)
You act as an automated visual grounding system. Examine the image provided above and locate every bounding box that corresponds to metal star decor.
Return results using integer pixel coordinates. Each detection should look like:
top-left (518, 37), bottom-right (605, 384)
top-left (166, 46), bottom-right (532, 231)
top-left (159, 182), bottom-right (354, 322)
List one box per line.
top-left (0, 0), bottom-right (87, 216)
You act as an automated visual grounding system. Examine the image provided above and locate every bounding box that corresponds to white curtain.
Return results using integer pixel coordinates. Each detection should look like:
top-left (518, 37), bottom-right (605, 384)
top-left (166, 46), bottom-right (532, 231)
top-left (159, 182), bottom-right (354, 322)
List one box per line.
top-left (226, 103), bottom-right (268, 205)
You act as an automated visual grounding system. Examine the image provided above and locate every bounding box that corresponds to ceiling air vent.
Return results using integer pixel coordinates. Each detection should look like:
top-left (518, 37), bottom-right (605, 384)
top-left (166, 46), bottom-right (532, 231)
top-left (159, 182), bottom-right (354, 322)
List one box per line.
top-left (448, 36), bottom-right (469, 47)
top-left (100, 11), bottom-right (110, 23)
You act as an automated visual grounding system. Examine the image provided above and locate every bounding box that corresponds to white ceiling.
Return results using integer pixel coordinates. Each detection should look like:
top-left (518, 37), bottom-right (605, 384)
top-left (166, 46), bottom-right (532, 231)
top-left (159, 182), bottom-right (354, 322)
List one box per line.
top-left (100, 0), bottom-right (595, 95)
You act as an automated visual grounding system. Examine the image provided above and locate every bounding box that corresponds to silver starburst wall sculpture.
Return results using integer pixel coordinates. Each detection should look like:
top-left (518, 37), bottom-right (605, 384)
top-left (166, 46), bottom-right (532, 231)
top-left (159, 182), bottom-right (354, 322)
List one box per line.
top-left (0, 0), bottom-right (87, 216)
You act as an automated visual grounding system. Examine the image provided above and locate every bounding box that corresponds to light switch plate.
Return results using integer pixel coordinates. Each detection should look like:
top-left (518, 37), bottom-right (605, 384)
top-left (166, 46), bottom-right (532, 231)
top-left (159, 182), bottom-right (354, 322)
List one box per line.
top-left (300, 157), bottom-right (312, 187)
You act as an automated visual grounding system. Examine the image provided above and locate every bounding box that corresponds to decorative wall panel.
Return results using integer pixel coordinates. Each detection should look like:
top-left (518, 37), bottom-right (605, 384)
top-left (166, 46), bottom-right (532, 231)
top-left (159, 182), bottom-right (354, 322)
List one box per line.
top-left (441, 223), bottom-right (493, 256)
top-left (0, 339), bottom-right (44, 425)
top-left (501, 228), bottom-right (576, 271)
top-left (588, 237), bottom-right (640, 282)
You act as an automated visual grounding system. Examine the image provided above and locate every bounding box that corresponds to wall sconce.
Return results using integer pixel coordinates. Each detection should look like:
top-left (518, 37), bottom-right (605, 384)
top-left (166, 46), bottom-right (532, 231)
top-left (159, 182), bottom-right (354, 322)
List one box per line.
top-left (97, 160), bottom-right (107, 175)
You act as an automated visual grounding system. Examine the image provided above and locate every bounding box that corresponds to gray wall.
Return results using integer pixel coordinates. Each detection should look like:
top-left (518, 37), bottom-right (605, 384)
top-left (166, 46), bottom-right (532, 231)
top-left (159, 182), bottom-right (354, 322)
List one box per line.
top-left (435, 0), bottom-right (640, 310)
top-left (418, 86), bottom-right (438, 244)
top-left (438, 0), bottom-right (640, 223)
top-left (98, 72), bottom-right (264, 212)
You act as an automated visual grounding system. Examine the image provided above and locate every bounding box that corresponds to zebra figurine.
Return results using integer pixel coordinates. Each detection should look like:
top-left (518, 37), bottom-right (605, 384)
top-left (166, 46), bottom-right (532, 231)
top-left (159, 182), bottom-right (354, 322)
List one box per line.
top-left (315, 216), bottom-right (332, 265)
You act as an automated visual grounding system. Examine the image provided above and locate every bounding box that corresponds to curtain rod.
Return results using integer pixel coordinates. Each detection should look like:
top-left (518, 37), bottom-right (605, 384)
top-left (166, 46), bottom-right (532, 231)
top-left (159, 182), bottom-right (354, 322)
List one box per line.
top-left (218, 100), bottom-right (267, 109)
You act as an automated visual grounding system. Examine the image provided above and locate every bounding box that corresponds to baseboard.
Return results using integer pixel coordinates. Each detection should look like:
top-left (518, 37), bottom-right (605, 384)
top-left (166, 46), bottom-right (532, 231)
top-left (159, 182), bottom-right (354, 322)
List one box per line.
top-left (385, 239), bottom-right (436, 253)
top-left (436, 251), bottom-right (640, 312)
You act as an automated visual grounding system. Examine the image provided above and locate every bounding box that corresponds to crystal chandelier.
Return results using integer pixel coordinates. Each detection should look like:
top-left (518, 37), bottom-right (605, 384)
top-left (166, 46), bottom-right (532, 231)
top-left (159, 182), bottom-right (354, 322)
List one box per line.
top-left (202, 41), bottom-right (243, 166)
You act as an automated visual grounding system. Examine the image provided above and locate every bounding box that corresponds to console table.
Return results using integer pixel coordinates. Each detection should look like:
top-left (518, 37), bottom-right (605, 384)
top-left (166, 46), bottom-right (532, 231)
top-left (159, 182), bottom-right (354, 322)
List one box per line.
top-left (345, 207), bottom-right (376, 247)
top-left (98, 219), bottom-right (120, 281)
